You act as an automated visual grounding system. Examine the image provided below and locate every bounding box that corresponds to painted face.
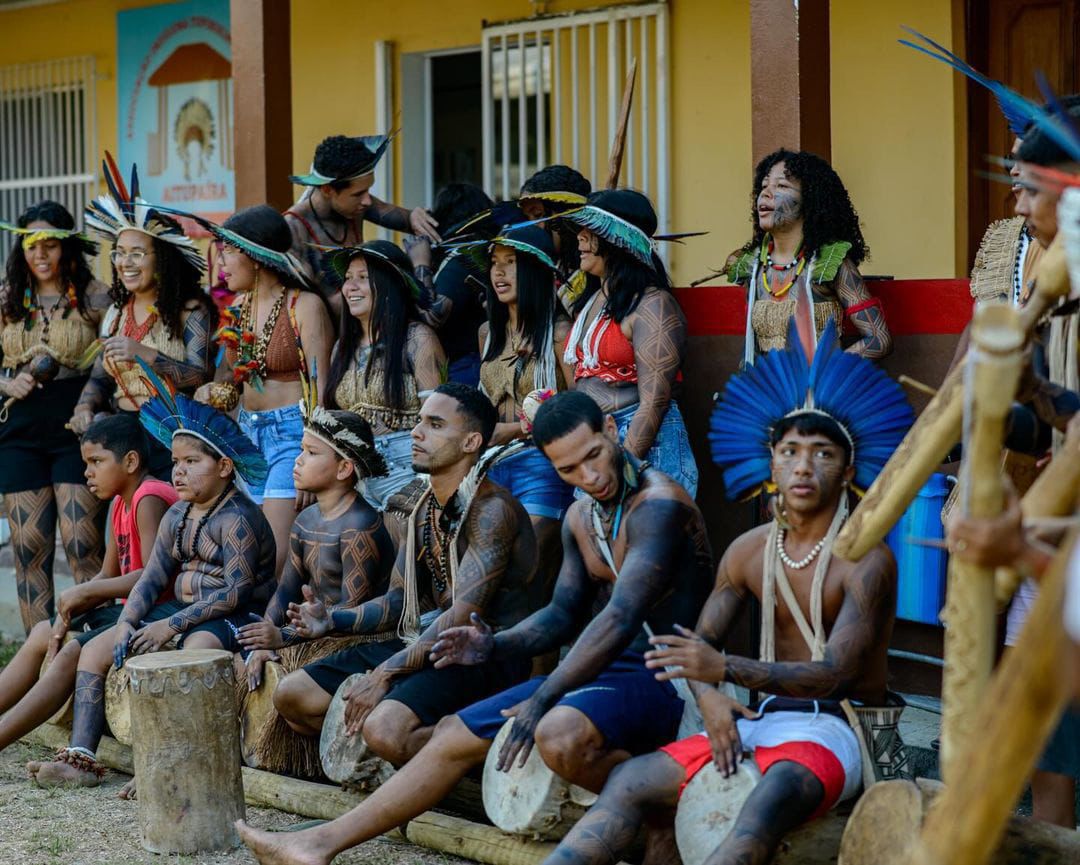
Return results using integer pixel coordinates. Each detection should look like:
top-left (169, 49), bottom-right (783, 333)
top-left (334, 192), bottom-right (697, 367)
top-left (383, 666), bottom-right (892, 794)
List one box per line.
top-left (170, 434), bottom-right (230, 503)
top-left (756, 162), bottom-right (804, 233)
top-left (113, 229), bottom-right (157, 295)
top-left (577, 228), bottom-right (605, 278)
top-left (324, 174), bottom-right (375, 220)
top-left (769, 427), bottom-right (852, 515)
top-left (540, 418), bottom-right (622, 503)
top-left (219, 243), bottom-right (259, 293)
top-left (22, 220), bottom-right (63, 284)
top-left (80, 441), bottom-right (129, 501)
top-left (490, 244), bottom-right (519, 305)
top-left (410, 392), bottom-right (481, 474)
top-left (519, 198), bottom-right (546, 222)
top-left (293, 431), bottom-right (352, 493)
top-left (1014, 162), bottom-right (1060, 248)
top-left (341, 256), bottom-right (374, 319)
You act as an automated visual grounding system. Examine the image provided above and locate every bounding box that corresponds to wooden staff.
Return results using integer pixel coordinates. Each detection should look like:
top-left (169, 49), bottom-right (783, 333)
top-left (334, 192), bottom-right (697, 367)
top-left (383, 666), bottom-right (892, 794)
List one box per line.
top-left (995, 416), bottom-right (1080, 603)
top-left (605, 59), bottom-right (638, 189)
top-left (938, 304), bottom-right (1026, 782)
top-left (836, 234), bottom-right (1073, 562)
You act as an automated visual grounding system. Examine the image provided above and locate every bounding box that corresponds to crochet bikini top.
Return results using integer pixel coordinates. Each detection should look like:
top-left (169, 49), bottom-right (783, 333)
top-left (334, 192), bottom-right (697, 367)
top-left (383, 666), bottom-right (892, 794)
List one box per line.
top-left (224, 293), bottom-right (302, 383)
top-left (569, 311), bottom-right (637, 384)
top-left (1, 310), bottom-right (97, 371)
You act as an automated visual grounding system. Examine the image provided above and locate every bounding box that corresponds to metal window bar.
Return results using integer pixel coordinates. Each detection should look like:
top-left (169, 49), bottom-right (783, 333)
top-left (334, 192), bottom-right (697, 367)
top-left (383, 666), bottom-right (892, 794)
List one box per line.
top-left (481, 2), bottom-right (669, 252)
top-left (0, 56), bottom-right (97, 233)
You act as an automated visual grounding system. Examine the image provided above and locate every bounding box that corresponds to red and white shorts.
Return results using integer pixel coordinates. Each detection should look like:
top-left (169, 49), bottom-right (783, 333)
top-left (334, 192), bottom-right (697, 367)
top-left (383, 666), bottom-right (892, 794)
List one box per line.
top-left (660, 710), bottom-right (861, 820)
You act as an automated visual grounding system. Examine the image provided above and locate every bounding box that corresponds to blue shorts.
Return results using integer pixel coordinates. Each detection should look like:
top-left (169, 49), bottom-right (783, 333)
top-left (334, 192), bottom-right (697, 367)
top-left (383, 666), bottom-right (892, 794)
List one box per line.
top-left (486, 444), bottom-right (574, 520)
top-left (238, 403), bottom-right (304, 502)
top-left (457, 652), bottom-right (684, 755)
top-left (612, 401), bottom-right (698, 498)
top-left (362, 429), bottom-right (419, 509)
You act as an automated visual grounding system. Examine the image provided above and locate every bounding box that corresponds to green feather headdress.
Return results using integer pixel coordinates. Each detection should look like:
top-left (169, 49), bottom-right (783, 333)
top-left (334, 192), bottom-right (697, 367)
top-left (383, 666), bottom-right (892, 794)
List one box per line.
top-left (0, 221), bottom-right (98, 257)
top-left (445, 232), bottom-right (558, 276)
top-left (558, 205), bottom-right (655, 266)
top-left (289, 134), bottom-right (394, 187)
top-left (314, 241), bottom-right (423, 299)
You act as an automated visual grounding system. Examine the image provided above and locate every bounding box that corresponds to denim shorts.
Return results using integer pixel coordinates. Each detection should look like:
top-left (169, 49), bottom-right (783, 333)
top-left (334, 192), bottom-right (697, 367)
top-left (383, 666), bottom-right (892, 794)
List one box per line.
top-left (237, 403), bottom-right (304, 502)
top-left (611, 401), bottom-right (699, 498)
top-left (362, 428), bottom-right (420, 509)
top-left (486, 444), bottom-right (574, 520)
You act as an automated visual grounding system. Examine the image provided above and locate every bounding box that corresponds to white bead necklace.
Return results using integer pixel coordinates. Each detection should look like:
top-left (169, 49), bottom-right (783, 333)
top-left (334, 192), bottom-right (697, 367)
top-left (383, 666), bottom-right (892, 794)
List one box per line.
top-left (776, 528), bottom-right (826, 570)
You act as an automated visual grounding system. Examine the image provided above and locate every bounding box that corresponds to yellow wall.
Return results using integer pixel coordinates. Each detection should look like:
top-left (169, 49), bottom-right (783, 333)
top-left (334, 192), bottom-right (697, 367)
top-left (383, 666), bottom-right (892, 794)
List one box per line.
top-left (831, 0), bottom-right (962, 278)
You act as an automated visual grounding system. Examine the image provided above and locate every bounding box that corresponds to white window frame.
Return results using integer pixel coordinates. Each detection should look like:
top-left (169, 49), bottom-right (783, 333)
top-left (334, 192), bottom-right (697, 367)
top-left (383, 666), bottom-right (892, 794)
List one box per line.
top-left (481, 2), bottom-right (670, 236)
top-left (0, 56), bottom-right (98, 232)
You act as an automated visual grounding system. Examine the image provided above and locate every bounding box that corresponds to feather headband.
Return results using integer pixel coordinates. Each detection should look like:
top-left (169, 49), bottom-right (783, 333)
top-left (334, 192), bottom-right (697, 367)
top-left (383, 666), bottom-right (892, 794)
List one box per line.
top-left (84, 152), bottom-right (205, 272)
top-left (561, 204), bottom-right (655, 266)
top-left (289, 134), bottom-right (394, 187)
top-left (0, 221), bottom-right (98, 257)
top-left (299, 401), bottom-right (389, 482)
top-left (133, 356), bottom-right (268, 487)
top-left (518, 190), bottom-right (588, 207)
top-left (708, 318), bottom-right (913, 500)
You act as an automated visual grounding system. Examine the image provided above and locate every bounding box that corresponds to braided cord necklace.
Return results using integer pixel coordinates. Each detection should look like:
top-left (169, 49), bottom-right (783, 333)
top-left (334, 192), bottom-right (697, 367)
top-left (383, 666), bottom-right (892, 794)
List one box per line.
top-left (759, 235), bottom-right (806, 298)
top-left (234, 286), bottom-right (287, 386)
top-left (173, 483), bottom-right (234, 563)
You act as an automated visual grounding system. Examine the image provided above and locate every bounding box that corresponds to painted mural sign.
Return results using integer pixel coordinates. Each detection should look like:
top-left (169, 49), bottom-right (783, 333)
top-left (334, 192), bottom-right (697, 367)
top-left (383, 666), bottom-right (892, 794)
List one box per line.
top-left (117, 0), bottom-right (233, 222)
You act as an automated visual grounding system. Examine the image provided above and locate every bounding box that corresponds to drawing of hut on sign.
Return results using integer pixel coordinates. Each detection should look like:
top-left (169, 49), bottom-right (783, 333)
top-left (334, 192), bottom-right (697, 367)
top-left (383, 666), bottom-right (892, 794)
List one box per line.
top-left (146, 42), bottom-right (233, 180)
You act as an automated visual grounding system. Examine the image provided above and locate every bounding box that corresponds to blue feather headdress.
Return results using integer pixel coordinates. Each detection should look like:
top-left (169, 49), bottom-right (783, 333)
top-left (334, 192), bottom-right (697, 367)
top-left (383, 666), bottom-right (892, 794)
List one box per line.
top-left (708, 319), bottom-right (914, 500)
top-left (134, 357), bottom-right (268, 487)
top-left (289, 134), bottom-right (394, 187)
top-left (84, 152), bottom-right (205, 272)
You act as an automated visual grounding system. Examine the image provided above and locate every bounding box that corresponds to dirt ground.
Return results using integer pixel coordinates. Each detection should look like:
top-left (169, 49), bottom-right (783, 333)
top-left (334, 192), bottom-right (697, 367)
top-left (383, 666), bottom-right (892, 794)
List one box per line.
top-left (0, 635), bottom-right (470, 865)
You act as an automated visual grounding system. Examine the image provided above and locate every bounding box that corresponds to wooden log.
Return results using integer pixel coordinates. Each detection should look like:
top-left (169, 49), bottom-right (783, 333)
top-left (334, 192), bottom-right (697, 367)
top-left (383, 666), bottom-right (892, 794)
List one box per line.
top-left (104, 664), bottom-right (132, 745)
top-left (127, 649), bottom-right (245, 854)
top-left (319, 672), bottom-right (394, 789)
top-left (406, 811), bottom-right (556, 865)
top-left (836, 234), bottom-right (1072, 562)
top-left (838, 777), bottom-right (1080, 865)
top-left (939, 305), bottom-right (1025, 781)
top-left (482, 719), bottom-right (596, 840)
top-left (39, 631), bottom-right (78, 726)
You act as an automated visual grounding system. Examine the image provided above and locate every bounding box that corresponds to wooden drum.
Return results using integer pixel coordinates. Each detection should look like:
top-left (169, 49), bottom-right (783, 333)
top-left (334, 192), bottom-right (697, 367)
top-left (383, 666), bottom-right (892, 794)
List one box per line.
top-left (104, 664), bottom-right (133, 744)
top-left (675, 760), bottom-right (762, 865)
top-left (481, 718), bottom-right (597, 841)
top-left (319, 672), bottom-right (393, 790)
top-left (126, 649), bottom-right (245, 854)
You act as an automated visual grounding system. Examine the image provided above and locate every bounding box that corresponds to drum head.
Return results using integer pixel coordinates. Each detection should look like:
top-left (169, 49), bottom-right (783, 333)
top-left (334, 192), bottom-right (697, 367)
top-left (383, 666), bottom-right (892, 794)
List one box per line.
top-left (319, 673), bottom-right (372, 784)
top-left (483, 719), bottom-right (568, 838)
top-left (675, 759), bottom-right (762, 865)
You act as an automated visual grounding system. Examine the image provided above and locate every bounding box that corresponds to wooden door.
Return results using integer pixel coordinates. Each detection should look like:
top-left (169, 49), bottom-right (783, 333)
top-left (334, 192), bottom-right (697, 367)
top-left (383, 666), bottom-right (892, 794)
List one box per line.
top-left (967, 0), bottom-right (1080, 265)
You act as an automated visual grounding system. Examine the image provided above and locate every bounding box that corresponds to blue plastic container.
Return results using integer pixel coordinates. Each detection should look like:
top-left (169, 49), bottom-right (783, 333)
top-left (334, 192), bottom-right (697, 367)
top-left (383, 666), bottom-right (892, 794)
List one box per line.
top-left (884, 472), bottom-right (951, 625)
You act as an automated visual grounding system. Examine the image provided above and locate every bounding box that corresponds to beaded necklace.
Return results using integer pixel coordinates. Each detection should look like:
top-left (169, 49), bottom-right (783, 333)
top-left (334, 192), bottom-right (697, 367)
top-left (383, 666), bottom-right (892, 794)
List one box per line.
top-left (173, 483), bottom-right (234, 563)
top-left (759, 235), bottom-right (806, 298)
top-left (311, 192), bottom-right (350, 245)
top-left (24, 282), bottom-right (78, 338)
top-left (121, 297), bottom-right (159, 343)
top-left (231, 287), bottom-right (286, 388)
top-left (422, 494), bottom-right (459, 596)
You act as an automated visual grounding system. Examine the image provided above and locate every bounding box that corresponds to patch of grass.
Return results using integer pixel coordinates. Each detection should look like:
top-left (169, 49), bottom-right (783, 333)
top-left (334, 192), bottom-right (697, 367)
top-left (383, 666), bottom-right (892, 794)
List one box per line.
top-left (0, 639), bottom-right (20, 668)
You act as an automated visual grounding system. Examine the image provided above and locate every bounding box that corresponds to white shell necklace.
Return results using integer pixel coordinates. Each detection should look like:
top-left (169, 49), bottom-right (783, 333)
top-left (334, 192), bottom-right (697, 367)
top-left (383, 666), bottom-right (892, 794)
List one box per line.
top-left (776, 528), bottom-right (826, 570)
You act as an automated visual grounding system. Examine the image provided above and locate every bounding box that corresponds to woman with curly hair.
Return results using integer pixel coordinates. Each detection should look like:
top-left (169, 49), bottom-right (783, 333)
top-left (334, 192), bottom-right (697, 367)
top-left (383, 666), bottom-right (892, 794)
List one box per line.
top-left (725, 149), bottom-right (892, 364)
top-left (71, 160), bottom-right (217, 480)
top-left (325, 240), bottom-right (446, 508)
top-left (0, 201), bottom-right (111, 631)
top-left (562, 189), bottom-right (698, 497)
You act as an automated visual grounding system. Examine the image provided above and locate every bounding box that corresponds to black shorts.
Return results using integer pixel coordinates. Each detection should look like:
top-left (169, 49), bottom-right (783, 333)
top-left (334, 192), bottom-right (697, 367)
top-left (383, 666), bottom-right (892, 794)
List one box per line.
top-left (146, 600), bottom-right (261, 656)
top-left (304, 639), bottom-right (531, 728)
top-left (0, 376), bottom-right (88, 493)
top-left (63, 604), bottom-right (123, 646)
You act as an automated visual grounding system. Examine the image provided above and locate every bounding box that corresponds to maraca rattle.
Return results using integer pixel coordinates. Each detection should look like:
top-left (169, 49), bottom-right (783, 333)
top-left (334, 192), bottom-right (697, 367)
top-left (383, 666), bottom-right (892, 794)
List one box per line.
top-left (0, 353), bottom-right (60, 423)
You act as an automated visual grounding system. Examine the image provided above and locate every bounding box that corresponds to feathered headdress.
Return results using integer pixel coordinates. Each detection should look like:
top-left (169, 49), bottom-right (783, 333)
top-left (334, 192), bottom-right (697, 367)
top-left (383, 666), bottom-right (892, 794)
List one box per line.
top-left (445, 223), bottom-right (559, 275)
top-left (0, 221), bottom-right (98, 257)
top-left (317, 239), bottom-right (423, 299)
top-left (289, 134), bottom-right (394, 187)
top-left (561, 204), bottom-right (656, 266)
top-left (708, 319), bottom-right (914, 500)
top-left (518, 189), bottom-right (588, 208)
top-left (133, 357), bottom-right (268, 487)
top-left (84, 152), bottom-right (205, 272)
top-left (298, 374), bottom-right (389, 486)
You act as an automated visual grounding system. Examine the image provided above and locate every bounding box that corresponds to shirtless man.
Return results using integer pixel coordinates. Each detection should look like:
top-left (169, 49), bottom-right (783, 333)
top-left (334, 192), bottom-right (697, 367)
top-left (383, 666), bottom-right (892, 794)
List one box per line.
top-left (270, 382), bottom-right (536, 767)
top-left (239, 408), bottom-right (395, 690)
top-left (236, 390), bottom-right (713, 865)
top-left (28, 393), bottom-right (276, 787)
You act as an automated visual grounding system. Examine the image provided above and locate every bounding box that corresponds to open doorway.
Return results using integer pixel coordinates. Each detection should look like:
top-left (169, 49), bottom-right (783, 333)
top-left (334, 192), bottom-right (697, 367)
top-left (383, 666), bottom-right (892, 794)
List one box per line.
top-left (401, 48), bottom-right (482, 209)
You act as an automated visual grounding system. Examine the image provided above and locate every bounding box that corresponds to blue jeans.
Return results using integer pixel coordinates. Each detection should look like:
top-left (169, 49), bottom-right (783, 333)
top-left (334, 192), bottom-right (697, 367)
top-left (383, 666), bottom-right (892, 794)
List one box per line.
top-left (486, 444), bottom-right (574, 520)
top-left (363, 428), bottom-right (419, 509)
top-left (237, 403), bottom-right (304, 502)
top-left (612, 401), bottom-right (698, 498)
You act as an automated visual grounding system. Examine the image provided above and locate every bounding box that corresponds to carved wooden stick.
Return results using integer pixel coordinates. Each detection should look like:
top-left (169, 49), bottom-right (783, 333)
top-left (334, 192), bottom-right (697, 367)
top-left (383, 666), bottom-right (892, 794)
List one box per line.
top-left (605, 59), bottom-right (637, 189)
top-left (911, 528), bottom-right (1076, 865)
top-left (836, 234), bottom-right (1072, 561)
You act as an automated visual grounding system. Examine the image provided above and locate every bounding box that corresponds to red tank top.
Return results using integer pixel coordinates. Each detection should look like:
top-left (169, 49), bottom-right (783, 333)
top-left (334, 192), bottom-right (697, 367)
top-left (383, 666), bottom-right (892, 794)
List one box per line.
top-left (111, 477), bottom-right (179, 603)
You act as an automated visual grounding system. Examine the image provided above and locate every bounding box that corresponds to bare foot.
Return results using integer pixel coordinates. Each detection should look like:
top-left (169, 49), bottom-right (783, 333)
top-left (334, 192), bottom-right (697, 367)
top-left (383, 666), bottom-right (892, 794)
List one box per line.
top-left (118, 778), bottom-right (137, 799)
top-left (235, 820), bottom-right (331, 865)
top-left (27, 758), bottom-right (102, 788)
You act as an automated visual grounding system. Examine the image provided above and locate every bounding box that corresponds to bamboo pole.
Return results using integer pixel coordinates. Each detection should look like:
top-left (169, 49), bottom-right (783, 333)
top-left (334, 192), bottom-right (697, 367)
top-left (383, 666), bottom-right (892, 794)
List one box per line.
top-left (938, 305), bottom-right (1026, 781)
top-left (835, 235), bottom-right (1072, 562)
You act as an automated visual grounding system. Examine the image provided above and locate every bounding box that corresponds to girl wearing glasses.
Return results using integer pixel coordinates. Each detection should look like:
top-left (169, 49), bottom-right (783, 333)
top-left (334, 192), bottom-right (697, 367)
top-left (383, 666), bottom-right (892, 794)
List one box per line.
top-left (0, 201), bottom-right (112, 632)
top-left (71, 161), bottom-right (216, 480)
